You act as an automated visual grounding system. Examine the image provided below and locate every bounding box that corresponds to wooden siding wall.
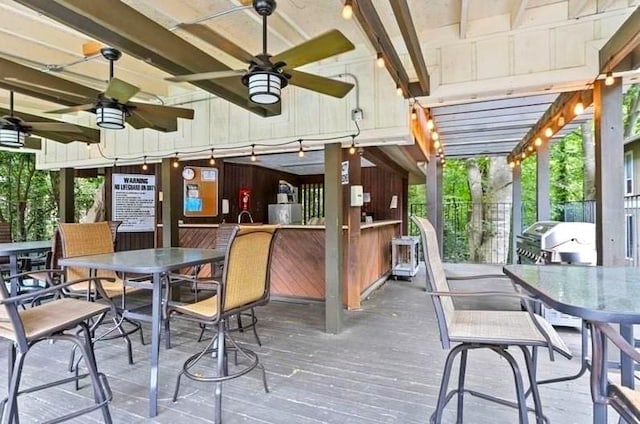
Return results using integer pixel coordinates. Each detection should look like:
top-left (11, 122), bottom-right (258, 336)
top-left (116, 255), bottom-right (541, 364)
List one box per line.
top-left (358, 224), bottom-right (398, 294)
top-left (362, 167), bottom-right (406, 223)
top-left (105, 164), bottom-right (156, 251)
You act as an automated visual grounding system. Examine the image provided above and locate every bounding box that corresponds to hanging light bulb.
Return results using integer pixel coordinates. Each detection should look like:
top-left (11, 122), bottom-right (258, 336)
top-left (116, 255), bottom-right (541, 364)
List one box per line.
top-left (605, 71), bottom-right (614, 86)
top-left (544, 127), bottom-right (553, 137)
top-left (85, 142), bottom-right (92, 150)
top-left (342, 0), bottom-right (353, 19)
top-left (396, 83), bottom-right (403, 96)
top-left (142, 156), bottom-right (148, 171)
top-left (433, 140), bottom-right (441, 149)
top-left (509, 161), bottom-right (515, 168)
top-left (521, 152), bottom-right (526, 159)
top-left (209, 149), bottom-right (216, 165)
top-left (438, 146), bottom-right (443, 153)
top-left (432, 131), bottom-right (439, 141)
top-left (410, 107), bottom-right (417, 121)
top-left (574, 101), bottom-right (584, 115)
top-left (558, 115), bottom-right (565, 126)
top-left (376, 52), bottom-right (385, 68)
top-left (298, 140), bottom-right (305, 158)
top-left (534, 137), bottom-right (542, 147)
top-left (113, 158), bottom-right (118, 168)
top-left (250, 144), bottom-right (257, 162)
top-left (349, 136), bottom-right (356, 155)
top-left (528, 145), bottom-right (534, 152)
top-left (426, 118), bottom-right (434, 130)
top-left (172, 153), bottom-right (179, 168)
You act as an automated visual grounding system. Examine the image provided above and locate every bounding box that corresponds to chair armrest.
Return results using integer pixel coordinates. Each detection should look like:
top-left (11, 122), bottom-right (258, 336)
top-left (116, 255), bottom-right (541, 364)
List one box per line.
top-left (0, 276), bottom-right (115, 305)
top-left (592, 322), bottom-right (640, 364)
top-left (447, 274), bottom-right (510, 281)
top-left (426, 290), bottom-right (540, 303)
top-left (3, 268), bottom-right (63, 281)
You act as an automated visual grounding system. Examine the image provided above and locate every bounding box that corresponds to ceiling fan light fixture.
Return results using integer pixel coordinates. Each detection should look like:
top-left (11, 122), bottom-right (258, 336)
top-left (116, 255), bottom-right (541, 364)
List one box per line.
top-left (0, 127), bottom-right (25, 148)
top-left (96, 103), bottom-right (126, 129)
top-left (245, 70), bottom-right (285, 105)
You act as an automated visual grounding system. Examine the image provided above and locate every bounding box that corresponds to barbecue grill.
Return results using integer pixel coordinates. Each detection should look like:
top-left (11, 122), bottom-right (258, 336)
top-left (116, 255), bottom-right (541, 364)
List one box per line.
top-left (516, 221), bottom-right (596, 265)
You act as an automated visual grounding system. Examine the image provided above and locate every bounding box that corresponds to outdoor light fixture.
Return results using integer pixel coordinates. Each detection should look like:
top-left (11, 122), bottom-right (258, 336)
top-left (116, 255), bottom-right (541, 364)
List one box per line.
top-left (209, 149), bottom-right (216, 165)
top-left (574, 101), bottom-right (584, 115)
top-left (245, 71), bottom-right (285, 105)
top-left (349, 136), bottom-right (356, 155)
top-left (558, 115), bottom-right (565, 126)
top-left (172, 153), bottom-right (179, 168)
top-left (96, 104), bottom-right (126, 129)
top-left (298, 140), bottom-right (305, 158)
top-left (0, 127), bottom-right (25, 148)
top-left (376, 52), bottom-right (385, 68)
top-left (605, 71), bottom-right (615, 86)
top-left (342, 0), bottom-right (353, 19)
top-left (142, 156), bottom-right (148, 171)
top-left (535, 137), bottom-right (542, 147)
top-left (426, 118), bottom-right (434, 130)
top-left (250, 144), bottom-right (257, 162)
top-left (544, 127), bottom-right (553, 137)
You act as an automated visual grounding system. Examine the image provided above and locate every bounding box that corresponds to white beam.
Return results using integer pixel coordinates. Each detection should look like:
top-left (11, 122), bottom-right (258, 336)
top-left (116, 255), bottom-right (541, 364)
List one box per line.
top-left (598, 0), bottom-right (616, 12)
top-left (460, 0), bottom-right (470, 39)
top-left (511, 0), bottom-right (529, 29)
top-left (569, 0), bottom-right (592, 19)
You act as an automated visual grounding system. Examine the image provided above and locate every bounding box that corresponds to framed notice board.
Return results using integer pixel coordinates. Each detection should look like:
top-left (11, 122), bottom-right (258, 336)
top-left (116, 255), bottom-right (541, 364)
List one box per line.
top-left (182, 166), bottom-right (218, 217)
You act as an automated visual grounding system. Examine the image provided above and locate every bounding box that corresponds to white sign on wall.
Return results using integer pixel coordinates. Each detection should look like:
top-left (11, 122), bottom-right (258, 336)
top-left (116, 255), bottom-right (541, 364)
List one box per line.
top-left (112, 173), bottom-right (156, 232)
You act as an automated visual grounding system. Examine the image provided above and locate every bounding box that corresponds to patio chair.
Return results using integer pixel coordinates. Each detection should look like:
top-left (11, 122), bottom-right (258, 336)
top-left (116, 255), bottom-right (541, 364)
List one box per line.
top-left (0, 223), bottom-right (13, 276)
top-left (590, 321), bottom-right (640, 423)
top-left (57, 222), bottom-right (146, 365)
top-left (167, 226), bottom-right (278, 424)
top-left (411, 216), bottom-right (572, 423)
top-left (0, 273), bottom-right (113, 423)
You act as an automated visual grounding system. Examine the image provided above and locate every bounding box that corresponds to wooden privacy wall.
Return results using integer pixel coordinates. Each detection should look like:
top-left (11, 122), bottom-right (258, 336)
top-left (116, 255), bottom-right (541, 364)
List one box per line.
top-left (361, 167), bottom-right (406, 223)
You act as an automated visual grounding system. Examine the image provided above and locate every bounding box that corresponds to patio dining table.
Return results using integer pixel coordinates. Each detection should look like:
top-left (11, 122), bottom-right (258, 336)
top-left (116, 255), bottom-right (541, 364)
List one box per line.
top-left (58, 247), bottom-right (226, 418)
top-left (0, 240), bottom-right (51, 296)
top-left (504, 264), bottom-right (640, 424)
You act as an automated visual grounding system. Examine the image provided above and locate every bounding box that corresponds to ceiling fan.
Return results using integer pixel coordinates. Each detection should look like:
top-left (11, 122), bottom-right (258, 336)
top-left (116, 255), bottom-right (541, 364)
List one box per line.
top-left (40, 47), bottom-right (195, 132)
top-left (168, 0), bottom-right (355, 106)
top-left (0, 91), bottom-right (97, 149)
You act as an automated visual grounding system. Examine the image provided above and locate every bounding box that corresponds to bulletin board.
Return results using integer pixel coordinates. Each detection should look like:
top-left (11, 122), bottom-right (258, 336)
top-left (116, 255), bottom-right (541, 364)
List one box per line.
top-left (182, 166), bottom-right (218, 217)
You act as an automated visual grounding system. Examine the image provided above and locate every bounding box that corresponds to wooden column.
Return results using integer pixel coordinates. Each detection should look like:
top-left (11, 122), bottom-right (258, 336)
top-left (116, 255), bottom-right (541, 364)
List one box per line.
top-left (324, 143), bottom-right (344, 334)
top-left (161, 158), bottom-right (180, 248)
top-left (536, 143), bottom-right (550, 221)
top-left (346, 150), bottom-right (361, 310)
top-left (511, 164), bottom-right (522, 264)
top-left (436, 161), bottom-right (444, 255)
top-left (426, 158), bottom-right (438, 229)
top-left (59, 168), bottom-right (74, 223)
top-left (594, 79), bottom-right (625, 266)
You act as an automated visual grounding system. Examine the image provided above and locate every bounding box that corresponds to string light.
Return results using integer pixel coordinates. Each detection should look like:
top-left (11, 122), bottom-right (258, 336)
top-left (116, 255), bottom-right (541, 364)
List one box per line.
top-left (142, 156), bottom-right (148, 171)
top-left (342, 0), bottom-right (353, 19)
top-left (426, 118), bottom-right (434, 130)
top-left (432, 131), bottom-right (439, 141)
top-left (509, 161), bottom-right (515, 168)
top-left (113, 158), bottom-right (118, 168)
top-left (410, 107), bottom-right (417, 121)
top-left (209, 149), bottom-right (216, 165)
top-left (376, 52), bottom-right (385, 68)
top-left (433, 140), bottom-right (441, 149)
top-left (250, 144), bottom-right (257, 162)
top-left (521, 152), bottom-right (526, 159)
top-left (528, 145), bottom-right (533, 152)
top-left (534, 137), bottom-right (542, 147)
top-left (298, 140), bottom-right (305, 158)
top-left (349, 136), bottom-right (356, 155)
top-left (605, 71), bottom-right (614, 86)
top-left (396, 83), bottom-right (403, 96)
top-left (558, 115), bottom-right (565, 126)
top-left (544, 127), bottom-right (553, 137)
top-left (85, 143), bottom-right (92, 150)
top-left (172, 152), bottom-right (179, 168)
top-left (574, 101), bottom-right (584, 115)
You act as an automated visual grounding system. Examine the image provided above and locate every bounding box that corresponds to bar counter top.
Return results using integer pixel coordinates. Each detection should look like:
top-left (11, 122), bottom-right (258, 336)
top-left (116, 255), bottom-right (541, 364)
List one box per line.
top-left (157, 220), bottom-right (401, 230)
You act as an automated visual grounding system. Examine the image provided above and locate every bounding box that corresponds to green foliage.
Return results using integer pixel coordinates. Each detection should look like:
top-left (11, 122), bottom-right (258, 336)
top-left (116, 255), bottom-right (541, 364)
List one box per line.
top-left (75, 177), bottom-right (104, 222)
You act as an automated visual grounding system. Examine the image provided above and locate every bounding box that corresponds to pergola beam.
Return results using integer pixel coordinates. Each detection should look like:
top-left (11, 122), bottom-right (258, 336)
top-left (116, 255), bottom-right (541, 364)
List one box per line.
top-left (389, 0), bottom-right (430, 93)
top-left (508, 90), bottom-right (593, 163)
top-left (599, 5), bottom-right (640, 73)
top-left (353, 0), bottom-right (428, 98)
top-left (511, 0), bottom-right (529, 29)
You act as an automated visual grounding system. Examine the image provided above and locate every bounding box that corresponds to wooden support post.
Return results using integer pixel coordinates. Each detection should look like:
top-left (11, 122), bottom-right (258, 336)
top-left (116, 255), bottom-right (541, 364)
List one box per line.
top-left (536, 143), bottom-right (550, 221)
top-left (436, 161), bottom-right (444, 255)
top-left (161, 158), bottom-right (180, 248)
top-left (426, 158), bottom-right (438, 229)
top-left (511, 165), bottom-right (522, 264)
top-left (594, 79), bottom-right (625, 266)
top-left (324, 143), bottom-right (344, 334)
top-left (346, 150), bottom-right (361, 310)
top-left (59, 168), bottom-right (74, 223)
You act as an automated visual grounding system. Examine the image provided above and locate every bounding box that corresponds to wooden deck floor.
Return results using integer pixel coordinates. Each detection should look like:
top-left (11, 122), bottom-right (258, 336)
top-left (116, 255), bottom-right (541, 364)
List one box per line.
top-left (0, 265), bottom-right (612, 423)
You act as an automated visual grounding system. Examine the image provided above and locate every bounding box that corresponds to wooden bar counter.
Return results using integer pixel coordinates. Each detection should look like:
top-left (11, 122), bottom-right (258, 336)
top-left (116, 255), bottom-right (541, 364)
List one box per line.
top-left (159, 220), bottom-right (401, 309)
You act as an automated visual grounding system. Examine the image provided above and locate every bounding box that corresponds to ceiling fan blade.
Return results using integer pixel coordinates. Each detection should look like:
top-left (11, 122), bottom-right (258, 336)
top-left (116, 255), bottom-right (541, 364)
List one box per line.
top-left (24, 137), bottom-right (41, 150)
top-left (287, 70), bottom-right (354, 98)
top-left (104, 78), bottom-right (140, 103)
top-left (129, 102), bottom-right (195, 120)
top-left (125, 111), bottom-right (155, 130)
top-left (178, 24), bottom-right (255, 63)
top-left (166, 70), bottom-right (246, 83)
top-left (47, 104), bottom-right (95, 114)
top-left (271, 30), bottom-right (355, 69)
top-left (128, 109), bottom-right (177, 132)
top-left (24, 122), bottom-right (83, 133)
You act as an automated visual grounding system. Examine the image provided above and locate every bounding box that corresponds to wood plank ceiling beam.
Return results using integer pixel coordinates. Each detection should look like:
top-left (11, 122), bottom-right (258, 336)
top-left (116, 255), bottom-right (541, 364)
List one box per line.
top-left (363, 146), bottom-right (408, 176)
top-left (511, 0), bottom-right (530, 29)
top-left (599, 5), bottom-right (640, 73)
top-left (389, 0), bottom-right (430, 93)
top-left (13, 0), bottom-right (279, 117)
top-left (352, 0), bottom-right (429, 98)
top-left (508, 90), bottom-right (593, 163)
top-left (459, 0), bottom-right (470, 39)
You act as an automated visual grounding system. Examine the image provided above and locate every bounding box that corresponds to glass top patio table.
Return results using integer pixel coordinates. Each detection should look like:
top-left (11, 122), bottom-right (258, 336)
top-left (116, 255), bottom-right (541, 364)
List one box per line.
top-left (58, 247), bottom-right (226, 418)
top-left (504, 264), bottom-right (640, 424)
top-left (0, 240), bottom-right (51, 296)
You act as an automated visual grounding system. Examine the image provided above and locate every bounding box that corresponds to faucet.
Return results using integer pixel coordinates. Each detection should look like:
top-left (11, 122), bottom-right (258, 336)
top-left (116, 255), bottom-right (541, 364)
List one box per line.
top-left (237, 210), bottom-right (254, 224)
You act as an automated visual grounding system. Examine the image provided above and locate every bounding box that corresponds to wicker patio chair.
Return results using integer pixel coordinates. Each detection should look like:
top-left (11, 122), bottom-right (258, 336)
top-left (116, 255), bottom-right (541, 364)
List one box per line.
top-left (590, 321), bottom-right (640, 423)
top-left (167, 226), bottom-right (278, 424)
top-left (0, 273), bottom-right (113, 423)
top-left (57, 222), bottom-right (146, 365)
top-left (411, 216), bottom-right (572, 424)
